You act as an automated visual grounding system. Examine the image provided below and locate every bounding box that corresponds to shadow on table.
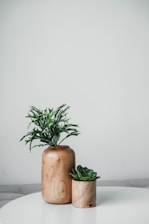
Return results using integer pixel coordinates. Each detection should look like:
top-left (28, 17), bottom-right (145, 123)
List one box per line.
top-left (96, 187), bottom-right (138, 206)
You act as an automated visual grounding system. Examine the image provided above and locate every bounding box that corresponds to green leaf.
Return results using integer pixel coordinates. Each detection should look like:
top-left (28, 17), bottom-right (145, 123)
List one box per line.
top-left (20, 104), bottom-right (80, 151)
top-left (70, 165), bottom-right (100, 181)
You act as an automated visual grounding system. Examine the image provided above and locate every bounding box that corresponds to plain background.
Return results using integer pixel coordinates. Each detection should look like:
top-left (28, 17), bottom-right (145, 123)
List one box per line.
top-left (0, 0), bottom-right (149, 184)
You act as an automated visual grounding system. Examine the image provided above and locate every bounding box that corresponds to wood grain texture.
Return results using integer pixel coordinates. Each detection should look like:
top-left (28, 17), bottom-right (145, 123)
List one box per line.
top-left (42, 146), bottom-right (75, 204)
top-left (72, 179), bottom-right (96, 208)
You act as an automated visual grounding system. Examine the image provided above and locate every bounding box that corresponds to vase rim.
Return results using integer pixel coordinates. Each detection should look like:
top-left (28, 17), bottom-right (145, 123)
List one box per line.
top-left (72, 179), bottom-right (96, 182)
top-left (46, 145), bottom-right (70, 149)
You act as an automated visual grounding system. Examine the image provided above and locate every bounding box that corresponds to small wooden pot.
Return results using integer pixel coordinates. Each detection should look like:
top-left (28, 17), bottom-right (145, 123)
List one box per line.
top-left (72, 179), bottom-right (96, 208)
top-left (42, 145), bottom-right (75, 204)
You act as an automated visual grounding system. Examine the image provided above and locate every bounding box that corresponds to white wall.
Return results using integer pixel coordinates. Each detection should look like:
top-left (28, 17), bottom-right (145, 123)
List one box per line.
top-left (0, 0), bottom-right (149, 184)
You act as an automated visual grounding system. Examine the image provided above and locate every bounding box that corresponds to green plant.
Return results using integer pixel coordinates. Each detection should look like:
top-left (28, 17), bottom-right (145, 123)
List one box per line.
top-left (70, 165), bottom-right (100, 181)
top-left (20, 104), bottom-right (80, 151)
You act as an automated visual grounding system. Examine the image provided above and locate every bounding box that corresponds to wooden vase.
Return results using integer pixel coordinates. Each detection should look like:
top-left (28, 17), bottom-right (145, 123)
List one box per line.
top-left (42, 145), bottom-right (75, 204)
top-left (72, 179), bottom-right (96, 208)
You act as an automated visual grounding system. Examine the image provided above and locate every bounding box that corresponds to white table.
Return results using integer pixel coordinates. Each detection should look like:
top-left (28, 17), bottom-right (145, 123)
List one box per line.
top-left (0, 187), bottom-right (149, 224)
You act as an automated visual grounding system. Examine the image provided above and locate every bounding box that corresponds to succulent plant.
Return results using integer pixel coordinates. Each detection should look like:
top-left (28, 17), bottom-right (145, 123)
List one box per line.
top-left (20, 104), bottom-right (80, 151)
top-left (70, 165), bottom-right (100, 181)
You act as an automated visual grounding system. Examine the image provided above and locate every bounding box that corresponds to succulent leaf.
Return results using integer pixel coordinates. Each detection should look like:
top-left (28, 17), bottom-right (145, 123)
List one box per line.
top-left (70, 165), bottom-right (100, 181)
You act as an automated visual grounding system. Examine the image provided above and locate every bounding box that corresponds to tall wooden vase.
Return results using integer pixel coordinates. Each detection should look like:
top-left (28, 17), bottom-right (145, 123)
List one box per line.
top-left (42, 145), bottom-right (75, 204)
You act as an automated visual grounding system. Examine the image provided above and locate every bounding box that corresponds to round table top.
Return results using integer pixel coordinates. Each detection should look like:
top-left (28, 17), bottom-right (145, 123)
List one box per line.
top-left (0, 186), bottom-right (149, 224)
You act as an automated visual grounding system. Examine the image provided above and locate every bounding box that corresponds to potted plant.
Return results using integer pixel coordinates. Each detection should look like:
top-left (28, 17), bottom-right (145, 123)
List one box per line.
top-left (70, 165), bottom-right (100, 208)
top-left (20, 104), bottom-right (80, 204)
